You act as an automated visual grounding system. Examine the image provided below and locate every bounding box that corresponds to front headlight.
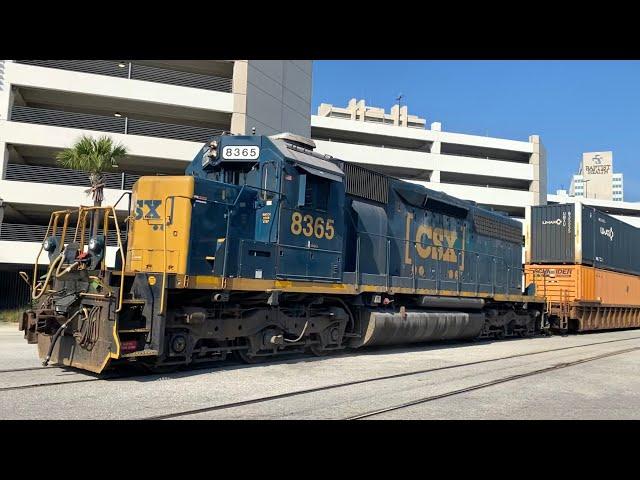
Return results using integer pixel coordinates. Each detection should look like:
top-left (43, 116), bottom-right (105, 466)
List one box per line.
top-left (88, 236), bottom-right (104, 255)
top-left (43, 236), bottom-right (56, 252)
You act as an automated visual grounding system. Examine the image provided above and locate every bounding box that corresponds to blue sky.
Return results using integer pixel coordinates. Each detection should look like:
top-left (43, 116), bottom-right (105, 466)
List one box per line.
top-left (311, 61), bottom-right (640, 202)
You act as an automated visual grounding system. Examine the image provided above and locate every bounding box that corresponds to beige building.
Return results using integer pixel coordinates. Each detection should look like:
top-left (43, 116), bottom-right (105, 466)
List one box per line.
top-left (569, 151), bottom-right (623, 201)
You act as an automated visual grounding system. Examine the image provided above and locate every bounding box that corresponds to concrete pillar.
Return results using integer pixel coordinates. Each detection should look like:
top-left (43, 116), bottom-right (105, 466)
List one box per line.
top-left (347, 98), bottom-right (357, 120)
top-left (230, 60), bottom-right (248, 135)
top-left (356, 99), bottom-right (365, 122)
top-left (238, 61), bottom-right (312, 138)
top-left (390, 105), bottom-right (399, 126)
top-left (0, 141), bottom-right (7, 180)
top-left (430, 122), bottom-right (442, 155)
top-left (0, 60), bottom-right (10, 122)
top-left (528, 135), bottom-right (547, 206)
top-left (400, 105), bottom-right (408, 127)
top-left (317, 103), bottom-right (331, 116)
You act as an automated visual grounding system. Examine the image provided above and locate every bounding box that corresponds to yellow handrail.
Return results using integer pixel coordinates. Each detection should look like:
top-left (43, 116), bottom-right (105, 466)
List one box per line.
top-left (74, 205), bottom-right (128, 312)
top-left (32, 209), bottom-right (74, 298)
top-left (31, 206), bottom-right (128, 312)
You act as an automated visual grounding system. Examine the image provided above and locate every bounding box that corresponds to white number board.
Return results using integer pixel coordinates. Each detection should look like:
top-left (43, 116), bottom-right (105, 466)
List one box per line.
top-left (222, 146), bottom-right (260, 160)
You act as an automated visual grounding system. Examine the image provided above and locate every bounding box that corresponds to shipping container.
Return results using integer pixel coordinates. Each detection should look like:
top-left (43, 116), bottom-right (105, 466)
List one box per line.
top-left (524, 264), bottom-right (640, 331)
top-left (524, 264), bottom-right (640, 305)
top-left (526, 202), bottom-right (640, 276)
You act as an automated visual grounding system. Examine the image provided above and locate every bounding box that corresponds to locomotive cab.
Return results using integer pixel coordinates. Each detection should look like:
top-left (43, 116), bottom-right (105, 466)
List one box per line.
top-left (178, 132), bottom-right (346, 283)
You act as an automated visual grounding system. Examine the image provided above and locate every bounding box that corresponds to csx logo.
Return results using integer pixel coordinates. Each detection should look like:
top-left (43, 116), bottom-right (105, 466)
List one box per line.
top-left (134, 200), bottom-right (162, 220)
top-left (414, 225), bottom-right (458, 262)
top-left (404, 213), bottom-right (458, 265)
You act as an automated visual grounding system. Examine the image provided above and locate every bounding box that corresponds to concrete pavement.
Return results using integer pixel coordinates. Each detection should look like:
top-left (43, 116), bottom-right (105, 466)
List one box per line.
top-left (1, 323), bottom-right (639, 420)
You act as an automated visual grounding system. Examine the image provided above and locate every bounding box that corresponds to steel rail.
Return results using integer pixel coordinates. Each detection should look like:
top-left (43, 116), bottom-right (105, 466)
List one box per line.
top-left (0, 366), bottom-right (66, 374)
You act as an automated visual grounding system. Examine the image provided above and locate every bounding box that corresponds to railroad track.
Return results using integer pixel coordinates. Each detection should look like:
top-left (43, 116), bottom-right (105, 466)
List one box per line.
top-left (142, 335), bottom-right (640, 420)
top-left (2, 335), bottom-right (640, 397)
top-left (0, 366), bottom-right (65, 374)
top-left (0, 377), bottom-right (106, 392)
top-left (345, 345), bottom-right (640, 419)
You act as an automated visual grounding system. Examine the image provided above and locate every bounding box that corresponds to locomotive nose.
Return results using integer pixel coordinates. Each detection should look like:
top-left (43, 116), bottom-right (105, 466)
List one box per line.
top-left (126, 176), bottom-right (195, 275)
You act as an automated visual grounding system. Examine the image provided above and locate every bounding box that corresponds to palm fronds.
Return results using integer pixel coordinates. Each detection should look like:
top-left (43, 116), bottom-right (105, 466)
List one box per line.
top-left (56, 135), bottom-right (127, 173)
top-left (55, 135), bottom-right (128, 206)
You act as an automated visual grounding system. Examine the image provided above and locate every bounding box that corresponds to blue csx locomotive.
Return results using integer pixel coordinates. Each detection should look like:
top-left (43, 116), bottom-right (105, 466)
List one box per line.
top-left (21, 133), bottom-right (545, 372)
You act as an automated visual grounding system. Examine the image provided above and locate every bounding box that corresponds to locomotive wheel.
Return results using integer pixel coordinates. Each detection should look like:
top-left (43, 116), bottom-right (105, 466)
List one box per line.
top-left (233, 339), bottom-right (267, 364)
top-left (234, 349), bottom-right (268, 364)
top-left (517, 328), bottom-right (532, 338)
top-left (309, 344), bottom-right (331, 357)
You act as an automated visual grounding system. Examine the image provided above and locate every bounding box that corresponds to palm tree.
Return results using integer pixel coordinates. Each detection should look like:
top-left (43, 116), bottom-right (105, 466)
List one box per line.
top-left (56, 135), bottom-right (128, 237)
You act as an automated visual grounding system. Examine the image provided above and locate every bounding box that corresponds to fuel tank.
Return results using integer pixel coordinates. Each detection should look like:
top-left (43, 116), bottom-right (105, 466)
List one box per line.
top-left (351, 309), bottom-right (485, 347)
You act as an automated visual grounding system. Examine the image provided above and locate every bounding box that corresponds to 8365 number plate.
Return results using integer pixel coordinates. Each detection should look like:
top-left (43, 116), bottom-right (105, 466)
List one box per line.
top-left (222, 145), bottom-right (260, 160)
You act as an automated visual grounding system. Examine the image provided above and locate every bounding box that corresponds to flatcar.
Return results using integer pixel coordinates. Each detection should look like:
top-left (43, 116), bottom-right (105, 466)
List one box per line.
top-left (20, 132), bottom-right (548, 373)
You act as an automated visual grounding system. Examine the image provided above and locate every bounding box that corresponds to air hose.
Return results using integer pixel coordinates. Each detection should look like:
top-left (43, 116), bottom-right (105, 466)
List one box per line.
top-left (42, 308), bottom-right (82, 367)
top-left (284, 321), bottom-right (309, 343)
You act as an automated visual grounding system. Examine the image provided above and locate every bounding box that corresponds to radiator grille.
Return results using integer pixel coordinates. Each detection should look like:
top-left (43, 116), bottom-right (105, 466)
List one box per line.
top-left (473, 212), bottom-right (523, 244)
top-left (343, 162), bottom-right (388, 204)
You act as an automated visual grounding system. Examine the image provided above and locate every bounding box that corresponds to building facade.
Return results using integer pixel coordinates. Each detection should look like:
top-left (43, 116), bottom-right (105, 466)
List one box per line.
top-left (0, 59), bottom-right (312, 308)
top-left (311, 98), bottom-right (547, 220)
top-left (569, 151), bottom-right (624, 201)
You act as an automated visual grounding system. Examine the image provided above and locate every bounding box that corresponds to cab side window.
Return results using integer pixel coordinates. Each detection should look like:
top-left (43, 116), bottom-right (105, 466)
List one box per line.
top-left (305, 176), bottom-right (330, 212)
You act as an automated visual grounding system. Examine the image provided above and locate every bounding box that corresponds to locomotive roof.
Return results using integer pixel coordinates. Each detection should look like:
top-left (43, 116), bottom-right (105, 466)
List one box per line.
top-left (270, 137), bottom-right (345, 183)
top-left (197, 134), bottom-right (519, 229)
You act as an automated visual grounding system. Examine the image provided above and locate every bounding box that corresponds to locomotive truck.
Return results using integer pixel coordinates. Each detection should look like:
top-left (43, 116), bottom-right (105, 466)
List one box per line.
top-left (20, 132), bottom-right (550, 373)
